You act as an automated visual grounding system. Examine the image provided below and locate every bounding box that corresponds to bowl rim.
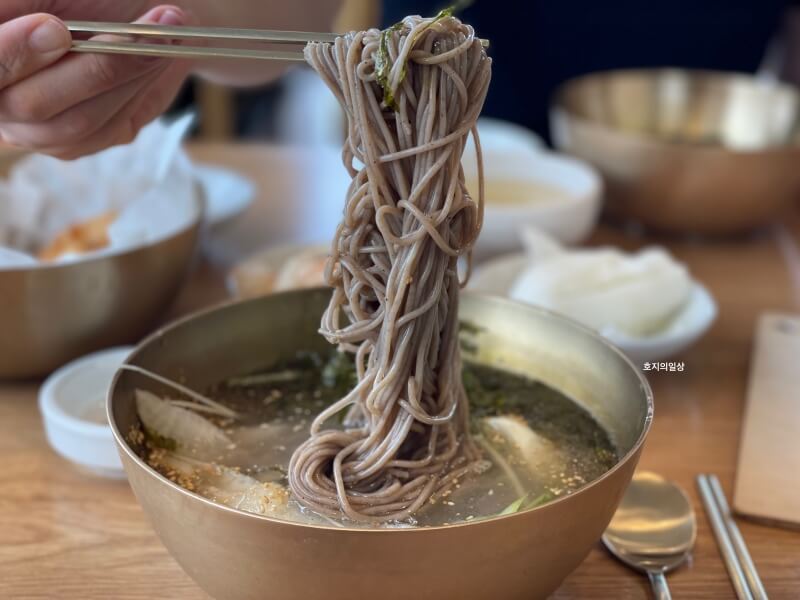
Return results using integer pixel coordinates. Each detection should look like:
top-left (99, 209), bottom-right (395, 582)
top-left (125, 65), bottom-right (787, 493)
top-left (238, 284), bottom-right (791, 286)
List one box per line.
top-left (0, 187), bottom-right (204, 274)
top-left (108, 288), bottom-right (654, 534)
top-left (41, 346), bottom-right (134, 438)
top-left (551, 67), bottom-right (800, 153)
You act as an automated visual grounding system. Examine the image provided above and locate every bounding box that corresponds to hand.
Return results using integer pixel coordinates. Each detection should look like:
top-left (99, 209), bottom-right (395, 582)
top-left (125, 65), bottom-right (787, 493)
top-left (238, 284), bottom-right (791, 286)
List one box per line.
top-left (0, 2), bottom-right (193, 159)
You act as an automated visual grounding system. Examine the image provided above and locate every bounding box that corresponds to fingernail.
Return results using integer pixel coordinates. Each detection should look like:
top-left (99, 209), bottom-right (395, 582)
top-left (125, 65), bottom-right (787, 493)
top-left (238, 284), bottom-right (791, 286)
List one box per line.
top-left (158, 9), bottom-right (185, 26)
top-left (29, 19), bottom-right (69, 54)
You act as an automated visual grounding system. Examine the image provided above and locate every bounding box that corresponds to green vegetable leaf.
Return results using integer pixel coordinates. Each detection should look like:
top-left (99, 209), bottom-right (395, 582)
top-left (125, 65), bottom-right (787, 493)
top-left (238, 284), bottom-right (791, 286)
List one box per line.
top-left (458, 320), bottom-right (483, 336)
top-left (498, 490), bottom-right (555, 517)
top-left (526, 491), bottom-right (554, 509)
top-left (225, 371), bottom-right (301, 387)
top-left (142, 427), bottom-right (177, 452)
top-left (374, 2), bottom-right (474, 111)
top-left (499, 494), bottom-right (528, 515)
top-left (321, 351), bottom-right (358, 393)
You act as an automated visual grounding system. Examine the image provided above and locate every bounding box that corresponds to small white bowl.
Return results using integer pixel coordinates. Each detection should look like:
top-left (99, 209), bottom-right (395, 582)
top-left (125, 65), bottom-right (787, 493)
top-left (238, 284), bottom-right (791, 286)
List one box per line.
top-left (599, 283), bottom-right (717, 364)
top-left (463, 117), bottom-right (545, 163)
top-left (470, 253), bottom-right (717, 364)
top-left (464, 150), bottom-right (603, 258)
top-left (39, 347), bottom-right (133, 478)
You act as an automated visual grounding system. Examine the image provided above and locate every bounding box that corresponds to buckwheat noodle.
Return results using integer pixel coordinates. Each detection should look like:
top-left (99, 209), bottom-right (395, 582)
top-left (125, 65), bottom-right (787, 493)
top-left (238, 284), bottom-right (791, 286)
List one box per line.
top-left (288, 14), bottom-right (491, 523)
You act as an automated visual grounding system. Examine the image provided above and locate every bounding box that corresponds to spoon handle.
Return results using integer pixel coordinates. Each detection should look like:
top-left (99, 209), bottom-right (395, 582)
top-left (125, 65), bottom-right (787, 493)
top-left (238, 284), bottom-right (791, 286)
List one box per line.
top-left (647, 571), bottom-right (672, 600)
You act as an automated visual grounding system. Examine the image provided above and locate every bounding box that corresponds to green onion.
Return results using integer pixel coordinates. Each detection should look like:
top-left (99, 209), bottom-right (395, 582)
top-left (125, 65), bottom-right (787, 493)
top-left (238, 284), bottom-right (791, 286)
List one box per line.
top-left (142, 428), bottom-right (177, 452)
top-left (499, 490), bottom-right (555, 517)
top-left (499, 494), bottom-right (528, 515)
top-left (527, 491), bottom-right (555, 508)
top-left (225, 371), bottom-right (302, 387)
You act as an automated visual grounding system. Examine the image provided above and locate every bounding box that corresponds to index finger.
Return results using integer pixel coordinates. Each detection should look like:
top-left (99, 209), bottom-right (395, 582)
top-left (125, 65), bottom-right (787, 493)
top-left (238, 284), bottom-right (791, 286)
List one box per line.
top-left (0, 14), bottom-right (71, 90)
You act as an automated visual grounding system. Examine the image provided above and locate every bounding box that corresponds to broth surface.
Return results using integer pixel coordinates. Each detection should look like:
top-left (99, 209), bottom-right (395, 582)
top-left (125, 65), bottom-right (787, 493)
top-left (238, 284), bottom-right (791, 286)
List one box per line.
top-left (138, 352), bottom-right (617, 528)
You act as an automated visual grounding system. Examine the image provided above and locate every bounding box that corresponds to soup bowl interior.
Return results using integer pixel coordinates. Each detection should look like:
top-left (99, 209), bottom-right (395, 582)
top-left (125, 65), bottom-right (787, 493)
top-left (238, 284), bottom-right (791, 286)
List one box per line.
top-left (109, 288), bottom-right (652, 600)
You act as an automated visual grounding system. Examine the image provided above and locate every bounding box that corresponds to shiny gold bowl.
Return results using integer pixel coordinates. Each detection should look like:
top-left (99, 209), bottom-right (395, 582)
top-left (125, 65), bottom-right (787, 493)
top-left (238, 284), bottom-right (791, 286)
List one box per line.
top-left (109, 289), bottom-right (653, 600)
top-left (551, 69), bottom-right (800, 234)
top-left (0, 207), bottom-right (201, 379)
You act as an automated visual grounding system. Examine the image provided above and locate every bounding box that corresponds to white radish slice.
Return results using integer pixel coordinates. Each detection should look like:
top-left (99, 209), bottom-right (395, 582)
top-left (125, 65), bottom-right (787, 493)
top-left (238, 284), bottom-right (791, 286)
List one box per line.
top-left (509, 248), bottom-right (691, 336)
top-left (157, 451), bottom-right (289, 516)
top-left (122, 365), bottom-right (238, 419)
top-left (136, 389), bottom-right (232, 460)
top-left (204, 468), bottom-right (289, 515)
top-left (155, 452), bottom-right (347, 526)
top-left (482, 415), bottom-right (564, 475)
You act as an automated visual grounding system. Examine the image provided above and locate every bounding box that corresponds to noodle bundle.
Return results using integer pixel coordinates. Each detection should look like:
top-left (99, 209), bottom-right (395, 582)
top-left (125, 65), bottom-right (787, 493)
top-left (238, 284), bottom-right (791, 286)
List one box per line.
top-left (288, 14), bottom-right (491, 523)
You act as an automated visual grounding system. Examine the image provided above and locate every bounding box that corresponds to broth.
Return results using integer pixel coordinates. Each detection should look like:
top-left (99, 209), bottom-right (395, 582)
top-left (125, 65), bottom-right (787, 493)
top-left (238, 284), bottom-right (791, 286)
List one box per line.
top-left (465, 178), bottom-right (573, 206)
top-left (135, 351), bottom-right (617, 528)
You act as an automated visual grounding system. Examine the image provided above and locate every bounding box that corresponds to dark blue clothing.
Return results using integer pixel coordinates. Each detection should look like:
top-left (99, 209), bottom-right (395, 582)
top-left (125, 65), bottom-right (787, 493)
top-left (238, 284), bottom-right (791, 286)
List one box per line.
top-left (382, 1), bottom-right (788, 139)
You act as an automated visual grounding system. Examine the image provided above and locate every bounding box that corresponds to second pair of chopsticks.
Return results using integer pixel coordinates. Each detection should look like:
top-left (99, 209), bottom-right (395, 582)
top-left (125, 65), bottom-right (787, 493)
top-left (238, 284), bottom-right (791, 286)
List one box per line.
top-left (66, 21), bottom-right (335, 62)
top-left (696, 474), bottom-right (768, 600)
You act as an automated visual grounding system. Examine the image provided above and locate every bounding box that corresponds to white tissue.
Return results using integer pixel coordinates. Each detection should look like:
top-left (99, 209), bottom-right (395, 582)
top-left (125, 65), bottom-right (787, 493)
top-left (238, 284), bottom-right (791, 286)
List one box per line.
top-left (0, 246), bottom-right (37, 268)
top-left (509, 228), bottom-right (692, 337)
top-left (0, 116), bottom-right (200, 265)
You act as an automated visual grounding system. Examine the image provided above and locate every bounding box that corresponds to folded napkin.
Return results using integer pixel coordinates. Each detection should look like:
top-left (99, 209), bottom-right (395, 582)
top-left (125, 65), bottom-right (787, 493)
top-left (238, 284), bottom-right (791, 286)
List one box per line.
top-left (0, 115), bottom-right (201, 267)
top-left (0, 246), bottom-right (37, 268)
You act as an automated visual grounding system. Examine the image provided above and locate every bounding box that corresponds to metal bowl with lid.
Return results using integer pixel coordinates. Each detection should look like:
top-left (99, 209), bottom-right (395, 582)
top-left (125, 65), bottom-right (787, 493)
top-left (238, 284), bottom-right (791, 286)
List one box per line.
top-left (109, 288), bottom-right (653, 600)
top-left (551, 68), bottom-right (800, 234)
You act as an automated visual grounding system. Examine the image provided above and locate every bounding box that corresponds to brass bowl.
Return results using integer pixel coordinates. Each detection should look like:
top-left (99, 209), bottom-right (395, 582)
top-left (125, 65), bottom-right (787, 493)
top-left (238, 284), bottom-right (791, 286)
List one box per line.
top-left (109, 289), bottom-right (653, 600)
top-left (0, 210), bottom-right (201, 379)
top-left (551, 69), bottom-right (800, 234)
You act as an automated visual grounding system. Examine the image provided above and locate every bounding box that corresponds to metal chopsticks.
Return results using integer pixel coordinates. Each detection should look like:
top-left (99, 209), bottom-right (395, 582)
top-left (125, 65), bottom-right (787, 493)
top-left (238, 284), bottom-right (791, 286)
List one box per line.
top-left (66, 22), bottom-right (336, 61)
top-left (696, 474), bottom-right (768, 600)
top-left (67, 22), bottom-right (339, 44)
top-left (66, 22), bottom-right (490, 62)
top-left (69, 41), bottom-right (307, 62)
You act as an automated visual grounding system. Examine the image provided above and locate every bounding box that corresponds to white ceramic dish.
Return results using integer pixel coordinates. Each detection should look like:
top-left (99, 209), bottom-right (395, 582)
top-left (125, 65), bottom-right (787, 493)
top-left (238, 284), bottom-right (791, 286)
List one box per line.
top-left (39, 347), bottom-right (133, 478)
top-left (464, 150), bottom-right (603, 258)
top-left (470, 253), bottom-right (717, 364)
top-left (195, 163), bottom-right (256, 227)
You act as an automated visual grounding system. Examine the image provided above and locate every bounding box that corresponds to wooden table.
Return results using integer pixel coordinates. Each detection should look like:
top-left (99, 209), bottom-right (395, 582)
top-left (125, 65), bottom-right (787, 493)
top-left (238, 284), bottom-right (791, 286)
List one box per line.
top-left (2, 144), bottom-right (799, 599)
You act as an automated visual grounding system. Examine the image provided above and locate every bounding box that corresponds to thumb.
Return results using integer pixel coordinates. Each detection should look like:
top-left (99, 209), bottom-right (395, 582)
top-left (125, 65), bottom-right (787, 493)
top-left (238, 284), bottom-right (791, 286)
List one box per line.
top-left (0, 14), bottom-right (71, 90)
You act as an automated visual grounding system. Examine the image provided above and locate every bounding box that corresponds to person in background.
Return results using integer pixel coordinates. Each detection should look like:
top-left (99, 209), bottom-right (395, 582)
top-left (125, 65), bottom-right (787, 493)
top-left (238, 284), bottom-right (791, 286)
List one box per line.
top-left (0, 1), bottom-right (342, 159)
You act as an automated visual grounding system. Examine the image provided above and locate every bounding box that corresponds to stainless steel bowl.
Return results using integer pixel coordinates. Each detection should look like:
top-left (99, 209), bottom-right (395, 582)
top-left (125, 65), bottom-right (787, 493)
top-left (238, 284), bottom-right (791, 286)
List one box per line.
top-left (0, 209), bottom-right (201, 379)
top-left (551, 69), bottom-right (800, 234)
top-left (109, 289), bottom-right (653, 600)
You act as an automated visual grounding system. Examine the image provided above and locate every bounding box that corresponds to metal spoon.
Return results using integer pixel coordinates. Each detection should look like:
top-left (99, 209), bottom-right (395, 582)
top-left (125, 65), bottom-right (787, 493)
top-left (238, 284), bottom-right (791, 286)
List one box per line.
top-left (602, 471), bottom-right (697, 600)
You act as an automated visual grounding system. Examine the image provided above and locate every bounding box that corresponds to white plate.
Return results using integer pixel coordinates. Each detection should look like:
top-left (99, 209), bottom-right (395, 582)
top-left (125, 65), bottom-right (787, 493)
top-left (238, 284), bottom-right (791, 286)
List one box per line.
top-left (470, 253), bottom-right (717, 364)
top-left (38, 347), bottom-right (133, 478)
